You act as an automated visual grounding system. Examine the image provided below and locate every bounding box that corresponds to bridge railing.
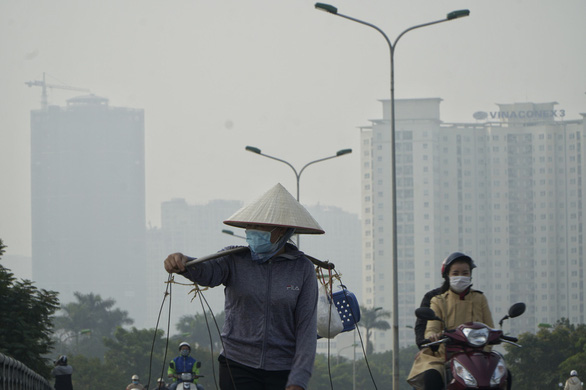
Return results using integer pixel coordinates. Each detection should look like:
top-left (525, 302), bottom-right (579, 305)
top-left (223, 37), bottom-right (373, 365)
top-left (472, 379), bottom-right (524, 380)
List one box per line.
top-left (0, 353), bottom-right (53, 390)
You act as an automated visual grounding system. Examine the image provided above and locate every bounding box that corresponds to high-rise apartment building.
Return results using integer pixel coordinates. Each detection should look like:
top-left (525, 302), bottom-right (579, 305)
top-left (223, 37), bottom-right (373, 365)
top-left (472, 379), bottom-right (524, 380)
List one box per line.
top-left (360, 98), bottom-right (586, 351)
top-left (31, 95), bottom-right (147, 325)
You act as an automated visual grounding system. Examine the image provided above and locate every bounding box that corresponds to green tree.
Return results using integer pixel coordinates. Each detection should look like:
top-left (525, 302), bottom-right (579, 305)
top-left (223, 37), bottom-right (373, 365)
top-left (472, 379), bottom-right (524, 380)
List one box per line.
top-left (174, 311), bottom-right (225, 352)
top-left (0, 238), bottom-right (60, 378)
top-left (53, 292), bottom-right (133, 358)
top-left (504, 318), bottom-right (586, 390)
top-left (103, 327), bottom-right (168, 389)
top-left (308, 344), bottom-right (418, 390)
top-left (68, 355), bottom-right (118, 390)
top-left (358, 306), bottom-right (391, 355)
top-left (101, 327), bottom-right (222, 390)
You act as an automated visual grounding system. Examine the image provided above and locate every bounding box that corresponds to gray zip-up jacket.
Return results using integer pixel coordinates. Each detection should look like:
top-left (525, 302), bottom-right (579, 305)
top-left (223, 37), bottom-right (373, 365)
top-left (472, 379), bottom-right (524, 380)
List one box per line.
top-left (182, 244), bottom-right (318, 389)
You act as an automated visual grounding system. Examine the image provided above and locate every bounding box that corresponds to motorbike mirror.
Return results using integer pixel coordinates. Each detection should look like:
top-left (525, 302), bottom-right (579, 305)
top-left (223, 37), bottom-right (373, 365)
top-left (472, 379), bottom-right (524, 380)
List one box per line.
top-left (415, 307), bottom-right (441, 321)
top-left (498, 302), bottom-right (527, 327)
top-left (508, 302), bottom-right (526, 318)
top-left (196, 361), bottom-right (201, 369)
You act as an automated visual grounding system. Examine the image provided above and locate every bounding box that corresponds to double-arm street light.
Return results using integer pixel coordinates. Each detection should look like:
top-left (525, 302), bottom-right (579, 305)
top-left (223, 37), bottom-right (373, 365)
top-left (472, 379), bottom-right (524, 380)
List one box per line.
top-left (314, 4), bottom-right (470, 389)
top-left (245, 145), bottom-right (352, 247)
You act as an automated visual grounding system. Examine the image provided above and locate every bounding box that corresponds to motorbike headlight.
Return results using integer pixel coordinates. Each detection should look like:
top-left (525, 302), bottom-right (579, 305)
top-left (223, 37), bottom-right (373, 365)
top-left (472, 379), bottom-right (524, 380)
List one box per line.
top-left (453, 360), bottom-right (477, 387)
top-left (491, 357), bottom-right (507, 386)
top-left (463, 327), bottom-right (489, 346)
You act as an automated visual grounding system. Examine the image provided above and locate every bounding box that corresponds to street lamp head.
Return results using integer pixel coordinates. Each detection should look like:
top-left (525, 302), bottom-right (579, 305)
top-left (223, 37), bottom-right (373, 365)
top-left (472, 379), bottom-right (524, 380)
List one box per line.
top-left (221, 229), bottom-right (235, 235)
top-left (314, 2), bottom-right (338, 14)
top-left (446, 9), bottom-right (470, 20)
top-left (336, 148), bottom-right (352, 156)
top-left (245, 145), bottom-right (261, 154)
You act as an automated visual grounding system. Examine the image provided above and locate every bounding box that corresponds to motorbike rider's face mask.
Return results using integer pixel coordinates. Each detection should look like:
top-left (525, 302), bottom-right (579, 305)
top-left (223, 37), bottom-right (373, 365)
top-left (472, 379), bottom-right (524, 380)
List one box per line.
top-left (180, 348), bottom-right (190, 357)
top-left (450, 276), bottom-right (472, 293)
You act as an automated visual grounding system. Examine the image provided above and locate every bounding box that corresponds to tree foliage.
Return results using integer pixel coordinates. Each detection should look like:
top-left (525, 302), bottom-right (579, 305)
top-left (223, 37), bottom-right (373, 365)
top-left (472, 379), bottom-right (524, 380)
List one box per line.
top-left (67, 326), bottom-right (171, 390)
top-left (0, 238), bottom-right (60, 378)
top-left (504, 318), bottom-right (586, 390)
top-left (67, 355), bottom-right (115, 390)
top-left (308, 344), bottom-right (419, 390)
top-left (53, 291), bottom-right (133, 358)
top-left (174, 311), bottom-right (226, 352)
top-left (103, 327), bottom-right (168, 389)
top-left (358, 306), bottom-right (391, 355)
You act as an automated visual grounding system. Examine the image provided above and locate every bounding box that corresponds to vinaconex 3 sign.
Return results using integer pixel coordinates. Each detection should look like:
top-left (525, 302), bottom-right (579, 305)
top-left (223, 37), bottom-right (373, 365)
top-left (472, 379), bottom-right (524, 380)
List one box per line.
top-left (474, 109), bottom-right (566, 120)
top-left (489, 109), bottom-right (565, 119)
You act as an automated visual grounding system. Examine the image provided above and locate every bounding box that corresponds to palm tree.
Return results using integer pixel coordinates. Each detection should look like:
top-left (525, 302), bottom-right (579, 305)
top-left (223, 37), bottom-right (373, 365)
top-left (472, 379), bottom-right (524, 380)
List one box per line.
top-left (53, 292), bottom-right (133, 357)
top-left (358, 306), bottom-right (391, 355)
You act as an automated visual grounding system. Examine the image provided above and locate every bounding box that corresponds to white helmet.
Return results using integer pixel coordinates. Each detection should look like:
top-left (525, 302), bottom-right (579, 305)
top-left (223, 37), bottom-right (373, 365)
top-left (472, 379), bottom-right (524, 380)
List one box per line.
top-left (157, 378), bottom-right (165, 383)
top-left (179, 341), bottom-right (191, 351)
top-left (571, 370), bottom-right (578, 376)
top-left (132, 375), bottom-right (139, 380)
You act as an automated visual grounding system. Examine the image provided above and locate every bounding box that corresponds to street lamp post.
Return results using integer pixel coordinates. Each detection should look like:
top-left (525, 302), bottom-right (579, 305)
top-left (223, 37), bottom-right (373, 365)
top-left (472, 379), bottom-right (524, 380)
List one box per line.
top-left (221, 229), bottom-right (246, 240)
top-left (245, 145), bottom-right (352, 247)
top-left (336, 343), bottom-right (358, 365)
top-left (314, 4), bottom-right (470, 389)
top-left (335, 335), bottom-right (359, 389)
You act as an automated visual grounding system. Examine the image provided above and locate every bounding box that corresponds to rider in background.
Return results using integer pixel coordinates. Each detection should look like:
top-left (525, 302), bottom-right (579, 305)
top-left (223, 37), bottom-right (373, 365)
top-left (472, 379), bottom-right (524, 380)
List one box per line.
top-left (565, 370), bottom-right (583, 390)
top-left (156, 377), bottom-right (170, 390)
top-left (126, 374), bottom-right (145, 390)
top-left (168, 342), bottom-right (202, 390)
top-left (407, 252), bottom-right (494, 390)
top-left (51, 355), bottom-right (73, 390)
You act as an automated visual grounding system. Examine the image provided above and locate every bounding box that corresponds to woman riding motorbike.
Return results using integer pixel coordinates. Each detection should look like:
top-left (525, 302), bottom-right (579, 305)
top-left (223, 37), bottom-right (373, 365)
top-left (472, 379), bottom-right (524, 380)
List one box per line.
top-left (407, 252), bottom-right (494, 390)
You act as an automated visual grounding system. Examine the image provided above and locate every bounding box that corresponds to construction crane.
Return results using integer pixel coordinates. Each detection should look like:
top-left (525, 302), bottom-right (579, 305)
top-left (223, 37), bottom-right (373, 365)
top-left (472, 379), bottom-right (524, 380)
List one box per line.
top-left (25, 72), bottom-right (91, 110)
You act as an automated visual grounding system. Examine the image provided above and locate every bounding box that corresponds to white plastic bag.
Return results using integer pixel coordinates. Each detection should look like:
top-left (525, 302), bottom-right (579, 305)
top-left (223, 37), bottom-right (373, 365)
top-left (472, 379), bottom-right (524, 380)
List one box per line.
top-left (316, 284), bottom-right (344, 338)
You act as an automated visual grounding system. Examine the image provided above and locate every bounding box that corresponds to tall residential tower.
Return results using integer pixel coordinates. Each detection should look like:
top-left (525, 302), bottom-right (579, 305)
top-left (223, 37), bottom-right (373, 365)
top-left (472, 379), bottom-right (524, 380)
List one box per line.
top-left (361, 98), bottom-right (586, 351)
top-left (31, 95), bottom-right (147, 325)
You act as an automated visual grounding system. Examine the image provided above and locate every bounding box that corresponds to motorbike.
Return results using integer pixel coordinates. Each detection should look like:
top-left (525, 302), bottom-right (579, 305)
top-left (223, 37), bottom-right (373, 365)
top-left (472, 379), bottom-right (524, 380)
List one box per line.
top-left (418, 302), bottom-right (526, 389)
top-left (172, 362), bottom-right (204, 390)
top-left (177, 372), bottom-right (204, 390)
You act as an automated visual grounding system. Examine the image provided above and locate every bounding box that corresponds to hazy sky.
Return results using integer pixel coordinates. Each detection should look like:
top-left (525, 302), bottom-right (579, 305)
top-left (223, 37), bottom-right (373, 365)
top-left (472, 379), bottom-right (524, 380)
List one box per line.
top-left (2, 0), bottom-right (585, 257)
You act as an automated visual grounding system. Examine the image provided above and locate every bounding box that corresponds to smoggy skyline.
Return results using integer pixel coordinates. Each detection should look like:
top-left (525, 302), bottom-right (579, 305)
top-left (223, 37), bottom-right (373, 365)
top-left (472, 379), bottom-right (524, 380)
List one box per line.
top-left (2, 0), bottom-right (585, 258)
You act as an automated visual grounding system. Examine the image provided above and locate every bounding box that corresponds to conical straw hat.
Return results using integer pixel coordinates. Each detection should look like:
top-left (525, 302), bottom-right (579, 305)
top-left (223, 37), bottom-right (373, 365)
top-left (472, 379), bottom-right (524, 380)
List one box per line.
top-left (224, 183), bottom-right (325, 234)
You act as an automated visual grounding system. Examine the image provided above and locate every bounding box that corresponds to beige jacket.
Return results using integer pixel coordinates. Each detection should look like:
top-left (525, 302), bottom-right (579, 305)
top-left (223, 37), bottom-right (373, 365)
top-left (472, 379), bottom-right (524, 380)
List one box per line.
top-left (565, 376), bottom-right (583, 390)
top-left (407, 289), bottom-right (494, 389)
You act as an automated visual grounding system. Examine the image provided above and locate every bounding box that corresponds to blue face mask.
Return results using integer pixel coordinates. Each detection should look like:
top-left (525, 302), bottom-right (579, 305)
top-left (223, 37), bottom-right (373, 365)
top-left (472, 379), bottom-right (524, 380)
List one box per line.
top-left (180, 349), bottom-right (190, 357)
top-left (245, 229), bottom-right (277, 254)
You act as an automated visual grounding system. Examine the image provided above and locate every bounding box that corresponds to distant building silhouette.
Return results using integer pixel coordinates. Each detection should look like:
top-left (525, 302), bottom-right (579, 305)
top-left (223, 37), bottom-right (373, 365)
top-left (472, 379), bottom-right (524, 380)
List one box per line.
top-left (1, 254), bottom-right (32, 280)
top-left (146, 198), bottom-right (244, 327)
top-left (302, 204), bottom-right (362, 302)
top-left (30, 95), bottom-right (147, 325)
